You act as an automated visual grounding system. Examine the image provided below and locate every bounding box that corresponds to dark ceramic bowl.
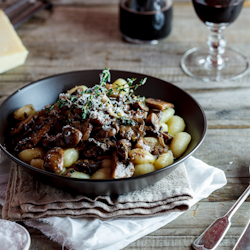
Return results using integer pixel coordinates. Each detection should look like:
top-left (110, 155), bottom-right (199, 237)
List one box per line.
top-left (0, 70), bottom-right (207, 195)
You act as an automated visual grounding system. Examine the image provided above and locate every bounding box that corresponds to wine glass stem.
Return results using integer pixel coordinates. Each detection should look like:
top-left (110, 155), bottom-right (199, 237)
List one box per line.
top-left (206, 24), bottom-right (227, 69)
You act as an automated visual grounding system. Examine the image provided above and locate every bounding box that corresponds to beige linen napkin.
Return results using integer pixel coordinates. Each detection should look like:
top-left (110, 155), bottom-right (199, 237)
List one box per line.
top-left (2, 162), bottom-right (193, 221)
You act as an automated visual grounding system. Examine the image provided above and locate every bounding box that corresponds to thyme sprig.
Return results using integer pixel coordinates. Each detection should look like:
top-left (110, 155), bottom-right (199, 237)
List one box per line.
top-left (132, 77), bottom-right (147, 90)
top-left (57, 99), bottom-right (66, 108)
top-left (99, 68), bottom-right (111, 87)
top-left (81, 95), bottom-right (93, 120)
top-left (115, 77), bottom-right (147, 94)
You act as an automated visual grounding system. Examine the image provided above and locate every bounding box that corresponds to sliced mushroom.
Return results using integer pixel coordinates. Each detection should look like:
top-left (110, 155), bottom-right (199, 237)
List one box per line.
top-left (145, 113), bottom-right (161, 132)
top-left (88, 138), bottom-right (110, 152)
top-left (10, 114), bottom-right (35, 136)
top-left (116, 139), bottom-right (131, 160)
top-left (82, 145), bottom-right (100, 158)
top-left (95, 126), bottom-right (117, 138)
top-left (132, 101), bottom-right (149, 112)
top-left (62, 125), bottom-right (82, 148)
top-left (42, 133), bottom-right (66, 148)
top-left (81, 120), bottom-right (93, 141)
top-left (157, 135), bottom-right (166, 148)
top-left (44, 147), bottom-right (64, 174)
top-left (152, 146), bottom-right (169, 156)
top-left (149, 109), bottom-right (162, 120)
top-left (15, 116), bottom-right (55, 151)
top-left (162, 131), bottom-right (173, 144)
top-left (112, 121), bottom-right (120, 133)
top-left (89, 111), bottom-right (112, 126)
top-left (146, 98), bottom-right (174, 111)
top-left (119, 126), bottom-right (135, 141)
top-left (111, 152), bottom-right (135, 179)
top-left (74, 159), bottom-right (100, 175)
top-left (127, 109), bottom-right (148, 119)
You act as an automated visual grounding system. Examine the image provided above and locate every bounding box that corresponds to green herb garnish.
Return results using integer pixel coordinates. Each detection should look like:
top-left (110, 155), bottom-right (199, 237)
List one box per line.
top-left (119, 116), bottom-right (135, 126)
top-left (57, 99), bottom-right (66, 108)
top-left (45, 105), bottom-right (54, 114)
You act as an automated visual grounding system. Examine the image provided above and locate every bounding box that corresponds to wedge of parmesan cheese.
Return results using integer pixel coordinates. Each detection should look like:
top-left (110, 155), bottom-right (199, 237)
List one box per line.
top-left (0, 9), bottom-right (28, 74)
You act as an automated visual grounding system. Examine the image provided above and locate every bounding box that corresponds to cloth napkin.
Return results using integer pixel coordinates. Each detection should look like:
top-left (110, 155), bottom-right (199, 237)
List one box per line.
top-left (0, 149), bottom-right (227, 250)
top-left (2, 161), bottom-right (193, 221)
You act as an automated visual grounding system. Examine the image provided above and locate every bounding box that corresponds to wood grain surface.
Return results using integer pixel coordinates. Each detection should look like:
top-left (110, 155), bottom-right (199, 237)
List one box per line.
top-left (0, 0), bottom-right (250, 249)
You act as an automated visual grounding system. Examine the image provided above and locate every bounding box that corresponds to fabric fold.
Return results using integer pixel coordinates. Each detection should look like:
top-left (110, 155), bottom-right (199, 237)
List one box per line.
top-left (2, 161), bottom-right (193, 221)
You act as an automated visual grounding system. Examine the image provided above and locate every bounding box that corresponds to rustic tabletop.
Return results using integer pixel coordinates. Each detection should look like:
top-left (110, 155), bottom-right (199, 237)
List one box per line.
top-left (0, 0), bottom-right (250, 249)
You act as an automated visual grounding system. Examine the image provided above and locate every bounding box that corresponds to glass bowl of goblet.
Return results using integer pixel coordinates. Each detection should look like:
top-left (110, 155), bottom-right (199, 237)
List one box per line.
top-left (181, 0), bottom-right (249, 82)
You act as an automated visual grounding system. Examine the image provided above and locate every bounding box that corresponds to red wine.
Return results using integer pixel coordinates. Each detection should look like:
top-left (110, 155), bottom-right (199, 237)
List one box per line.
top-left (120, 0), bottom-right (172, 42)
top-left (192, 0), bottom-right (244, 24)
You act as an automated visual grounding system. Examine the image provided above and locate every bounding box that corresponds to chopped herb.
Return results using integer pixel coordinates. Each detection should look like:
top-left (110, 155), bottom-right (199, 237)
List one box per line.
top-left (119, 116), bottom-right (135, 126)
top-left (82, 111), bottom-right (88, 120)
top-left (95, 86), bottom-right (100, 96)
top-left (45, 105), bottom-right (54, 114)
top-left (57, 99), bottom-right (66, 108)
top-left (70, 95), bottom-right (77, 102)
top-left (107, 88), bottom-right (113, 95)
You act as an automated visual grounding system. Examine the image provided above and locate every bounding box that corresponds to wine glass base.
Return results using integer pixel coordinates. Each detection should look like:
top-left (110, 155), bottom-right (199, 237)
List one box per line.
top-left (122, 34), bottom-right (160, 45)
top-left (181, 47), bottom-right (250, 82)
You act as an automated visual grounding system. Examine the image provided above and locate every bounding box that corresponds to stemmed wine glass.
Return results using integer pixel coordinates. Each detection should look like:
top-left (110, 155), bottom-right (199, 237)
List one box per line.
top-left (180, 0), bottom-right (249, 82)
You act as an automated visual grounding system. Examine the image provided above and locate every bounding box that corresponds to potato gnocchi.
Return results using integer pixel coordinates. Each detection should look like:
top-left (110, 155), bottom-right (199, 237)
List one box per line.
top-left (9, 69), bottom-right (191, 179)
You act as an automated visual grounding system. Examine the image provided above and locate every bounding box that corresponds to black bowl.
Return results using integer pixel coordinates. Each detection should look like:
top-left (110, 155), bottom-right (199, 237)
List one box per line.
top-left (0, 70), bottom-right (207, 195)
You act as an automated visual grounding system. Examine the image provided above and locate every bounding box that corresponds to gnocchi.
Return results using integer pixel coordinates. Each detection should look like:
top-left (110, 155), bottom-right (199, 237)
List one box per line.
top-left (13, 104), bottom-right (35, 120)
top-left (160, 108), bottom-right (175, 123)
top-left (112, 78), bottom-right (130, 96)
top-left (30, 159), bottom-right (45, 170)
top-left (144, 137), bottom-right (159, 146)
top-left (101, 159), bottom-right (112, 168)
top-left (129, 148), bottom-right (156, 165)
top-left (71, 171), bottom-right (90, 179)
top-left (67, 85), bottom-right (88, 94)
top-left (160, 122), bottom-right (168, 132)
top-left (154, 151), bottom-right (174, 170)
top-left (64, 148), bottom-right (79, 168)
top-left (167, 115), bottom-right (186, 136)
top-left (18, 147), bottom-right (45, 163)
top-left (91, 168), bottom-right (111, 179)
top-left (170, 132), bottom-right (191, 158)
top-left (133, 163), bottom-right (155, 176)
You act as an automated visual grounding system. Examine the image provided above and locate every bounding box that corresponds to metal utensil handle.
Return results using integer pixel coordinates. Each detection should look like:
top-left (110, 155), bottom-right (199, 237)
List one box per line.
top-left (225, 184), bottom-right (250, 220)
top-left (193, 183), bottom-right (250, 250)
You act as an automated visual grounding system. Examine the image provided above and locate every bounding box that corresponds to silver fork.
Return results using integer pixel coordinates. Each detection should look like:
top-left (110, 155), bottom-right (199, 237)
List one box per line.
top-left (193, 174), bottom-right (250, 250)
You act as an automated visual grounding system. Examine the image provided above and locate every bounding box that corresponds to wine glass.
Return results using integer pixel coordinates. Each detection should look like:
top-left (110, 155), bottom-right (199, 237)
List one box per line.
top-left (119, 0), bottom-right (173, 44)
top-left (180, 0), bottom-right (249, 82)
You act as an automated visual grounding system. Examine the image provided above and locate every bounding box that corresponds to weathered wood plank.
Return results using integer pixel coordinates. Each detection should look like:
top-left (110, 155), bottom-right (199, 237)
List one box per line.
top-left (125, 235), bottom-right (238, 249)
top-left (124, 201), bottom-right (250, 249)
top-left (0, 2), bottom-right (250, 250)
top-left (0, 5), bottom-right (249, 94)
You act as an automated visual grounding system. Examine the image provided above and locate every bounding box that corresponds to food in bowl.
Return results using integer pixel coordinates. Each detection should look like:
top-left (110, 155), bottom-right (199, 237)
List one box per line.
top-left (8, 69), bottom-right (191, 179)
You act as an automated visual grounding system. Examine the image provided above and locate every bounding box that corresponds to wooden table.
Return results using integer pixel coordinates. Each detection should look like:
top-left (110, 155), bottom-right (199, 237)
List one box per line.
top-left (1, 0), bottom-right (250, 249)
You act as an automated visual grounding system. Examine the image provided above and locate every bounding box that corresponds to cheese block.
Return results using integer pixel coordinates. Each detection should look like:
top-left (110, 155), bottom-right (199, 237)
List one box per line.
top-left (0, 9), bottom-right (28, 74)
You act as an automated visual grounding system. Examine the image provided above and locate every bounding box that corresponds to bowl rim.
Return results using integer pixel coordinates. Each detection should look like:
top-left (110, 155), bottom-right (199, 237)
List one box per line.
top-left (0, 69), bottom-right (207, 183)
